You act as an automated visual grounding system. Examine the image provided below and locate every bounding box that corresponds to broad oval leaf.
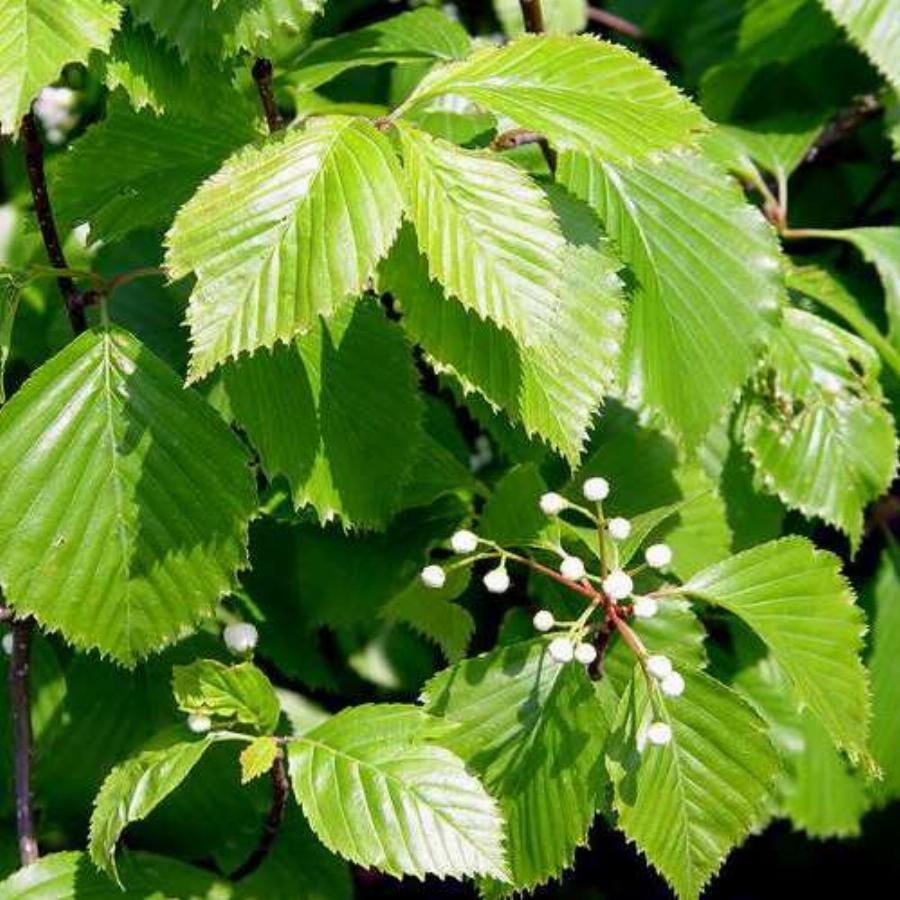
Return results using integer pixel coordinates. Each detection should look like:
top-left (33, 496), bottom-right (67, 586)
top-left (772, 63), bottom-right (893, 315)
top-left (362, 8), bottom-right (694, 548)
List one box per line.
top-left (399, 34), bottom-right (707, 164)
top-left (166, 116), bottom-right (405, 380)
top-left (0, 327), bottom-right (256, 665)
top-left (287, 704), bottom-right (509, 882)
top-left (683, 537), bottom-right (871, 763)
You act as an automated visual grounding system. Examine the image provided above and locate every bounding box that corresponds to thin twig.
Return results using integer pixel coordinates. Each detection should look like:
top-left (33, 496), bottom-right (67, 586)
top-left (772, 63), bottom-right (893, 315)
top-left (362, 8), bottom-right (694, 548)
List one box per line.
top-left (804, 94), bottom-right (881, 163)
top-left (231, 751), bottom-right (290, 880)
top-left (9, 619), bottom-right (37, 865)
top-left (587, 5), bottom-right (644, 40)
top-left (252, 58), bottom-right (284, 133)
top-left (492, 127), bottom-right (558, 174)
top-left (20, 113), bottom-right (87, 335)
top-left (518, 0), bottom-right (545, 34)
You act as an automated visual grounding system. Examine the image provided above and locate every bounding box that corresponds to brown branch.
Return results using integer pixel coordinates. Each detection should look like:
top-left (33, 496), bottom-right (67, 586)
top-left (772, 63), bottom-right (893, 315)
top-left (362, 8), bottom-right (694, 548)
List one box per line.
top-left (492, 128), bottom-right (558, 174)
top-left (252, 58), bottom-right (284, 133)
top-left (587, 5), bottom-right (644, 40)
top-left (9, 618), bottom-right (37, 866)
top-left (231, 750), bottom-right (290, 880)
top-left (518, 0), bottom-right (545, 34)
top-left (804, 94), bottom-right (881, 163)
top-left (20, 113), bottom-right (87, 335)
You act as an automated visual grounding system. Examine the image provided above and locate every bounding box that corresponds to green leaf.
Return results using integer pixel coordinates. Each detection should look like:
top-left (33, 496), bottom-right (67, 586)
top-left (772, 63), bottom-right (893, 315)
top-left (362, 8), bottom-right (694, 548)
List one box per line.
top-left (819, 0), bottom-right (900, 91)
top-left (0, 327), bottom-right (256, 665)
top-left (381, 221), bottom-right (624, 462)
top-left (223, 300), bottom-right (424, 528)
top-left (51, 95), bottom-right (258, 245)
top-left (0, 0), bottom-right (122, 134)
top-left (400, 34), bottom-right (707, 164)
top-left (289, 8), bottom-right (470, 91)
top-left (742, 308), bottom-right (897, 547)
top-left (607, 665), bottom-right (778, 900)
top-left (493, 0), bottom-right (587, 35)
top-left (382, 568), bottom-right (475, 663)
top-left (172, 659), bottom-right (281, 735)
top-left (397, 123), bottom-right (564, 348)
top-left (423, 639), bottom-right (612, 891)
top-left (166, 116), bottom-right (404, 380)
top-left (0, 273), bottom-right (19, 404)
top-left (684, 537), bottom-right (871, 762)
top-left (558, 149), bottom-right (783, 445)
top-left (222, 0), bottom-right (323, 58)
top-left (869, 543), bottom-right (900, 801)
top-left (240, 735), bottom-right (279, 784)
top-left (89, 734), bottom-right (236, 882)
top-left (287, 704), bottom-right (509, 881)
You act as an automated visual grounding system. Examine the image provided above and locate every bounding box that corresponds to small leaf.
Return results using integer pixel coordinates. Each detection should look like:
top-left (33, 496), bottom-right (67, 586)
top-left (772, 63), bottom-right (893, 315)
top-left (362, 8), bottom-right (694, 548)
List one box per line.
top-left (172, 659), bottom-right (281, 735)
top-left (684, 537), bottom-right (871, 763)
top-left (287, 704), bottom-right (509, 881)
top-left (166, 116), bottom-right (405, 380)
top-left (240, 735), bottom-right (279, 784)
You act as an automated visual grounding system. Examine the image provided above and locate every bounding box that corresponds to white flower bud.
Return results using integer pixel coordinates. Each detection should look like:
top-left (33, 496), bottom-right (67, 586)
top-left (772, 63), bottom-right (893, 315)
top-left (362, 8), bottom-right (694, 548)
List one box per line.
top-left (559, 555), bottom-right (586, 581)
top-left (661, 670), bottom-right (685, 697)
top-left (602, 570), bottom-right (633, 601)
top-left (421, 564), bottom-right (447, 589)
top-left (548, 636), bottom-right (574, 663)
top-left (223, 622), bottom-right (258, 655)
top-left (483, 565), bottom-right (510, 594)
top-left (647, 721), bottom-right (673, 746)
top-left (632, 596), bottom-right (659, 619)
top-left (1, 632), bottom-right (12, 656)
top-left (187, 713), bottom-right (212, 734)
top-left (539, 492), bottom-right (567, 515)
top-left (574, 642), bottom-right (597, 665)
top-left (645, 543), bottom-right (673, 569)
top-left (532, 609), bottom-right (555, 632)
top-left (450, 529), bottom-right (479, 554)
top-left (607, 517), bottom-right (632, 540)
top-left (582, 476), bottom-right (610, 502)
top-left (646, 654), bottom-right (673, 680)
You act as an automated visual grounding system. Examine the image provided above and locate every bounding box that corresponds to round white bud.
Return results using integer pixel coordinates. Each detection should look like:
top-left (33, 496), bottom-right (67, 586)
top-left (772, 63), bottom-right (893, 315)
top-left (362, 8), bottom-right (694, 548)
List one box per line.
top-left (560, 555), bottom-right (586, 581)
top-left (607, 517), bottom-right (632, 541)
top-left (646, 654), bottom-right (673, 680)
top-left (483, 565), bottom-right (510, 594)
top-left (223, 622), bottom-right (258, 655)
top-left (187, 713), bottom-right (212, 734)
top-left (421, 564), bottom-right (447, 589)
top-left (661, 670), bottom-right (685, 698)
top-left (602, 570), bottom-right (633, 601)
top-left (574, 642), bottom-right (597, 665)
top-left (548, 637), bottom-right (574, 663)
top-left (632, 597), bottom-right (659, 619)
top-left (539, 492), bottom-right (567, 516)
top-left (582, 476), bottom-right (610, 502)
top-left (532, 609), bottom-right (555, 633)
top-left (645, 543), bottom-right (673, 569)
top-left (1, 632), bottom-right (12, 656)
top-left (647, 721), bottom-right (673, 746)
top-left (450, 529), bottom-right (479, 554)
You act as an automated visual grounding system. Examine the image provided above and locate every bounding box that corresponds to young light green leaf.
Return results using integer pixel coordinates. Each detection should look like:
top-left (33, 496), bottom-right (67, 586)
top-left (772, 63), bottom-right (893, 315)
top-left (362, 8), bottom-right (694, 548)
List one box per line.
top-left (684, 537), bottom-right (870, 763)
top-left (0, 0), bottom-right (122, 134)
top-left (287, 704), bottom-right (509, 882)
top-left (166, 116), bottom-right (404, 380)
top-left (382, 222), bottom-right (624, 462)
top-left (398, 123), bottom-right (564, 348)
top-left (423, 639), bottom-right (613, 891)
top-left (240, 735), bottom-right (279, 784)
top-left (289, 7), bottom-right (470, 91)
top-left (400, 34), bottom-right (707, 164)
top-left (89, 734), bottom-right (238, 882)
top-left (819, 0), bottom-right (900, 91)
top-left (172, 659), bottom-right (281, 735)
top-left (558, 149), bottom-right (783, 446)
top-left (223, 300), bottom-right (424, 528)
top-left (0, 327), bottom-right (256, 665)
top-left (607, 665), bottom-right (778, 900)
top-left (51, 95), bottom-right (258, 245)
top-left (742, 309), bottom-right (897, 548)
